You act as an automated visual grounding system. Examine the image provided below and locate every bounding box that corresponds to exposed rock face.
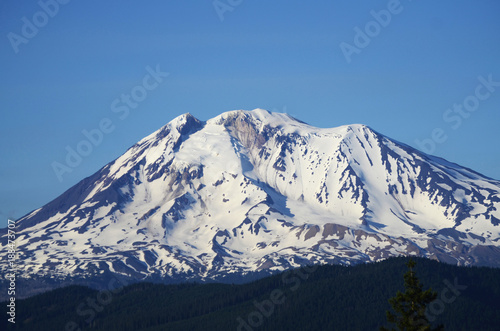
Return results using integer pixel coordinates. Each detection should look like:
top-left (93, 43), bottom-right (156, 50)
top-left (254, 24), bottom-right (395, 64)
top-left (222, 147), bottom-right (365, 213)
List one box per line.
top-left (1, 109), bottom-right (500, 294)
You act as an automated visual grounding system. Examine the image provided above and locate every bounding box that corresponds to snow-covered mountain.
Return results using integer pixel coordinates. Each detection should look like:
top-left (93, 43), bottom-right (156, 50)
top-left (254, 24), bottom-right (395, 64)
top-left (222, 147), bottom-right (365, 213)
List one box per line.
top-left (2, 109), bottom-right (500, 286)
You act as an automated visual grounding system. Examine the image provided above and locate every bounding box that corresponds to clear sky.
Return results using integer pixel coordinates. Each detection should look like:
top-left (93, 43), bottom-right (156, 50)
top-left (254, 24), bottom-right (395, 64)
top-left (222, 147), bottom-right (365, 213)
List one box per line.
top-left (1, 0), bottom-right (499, 227)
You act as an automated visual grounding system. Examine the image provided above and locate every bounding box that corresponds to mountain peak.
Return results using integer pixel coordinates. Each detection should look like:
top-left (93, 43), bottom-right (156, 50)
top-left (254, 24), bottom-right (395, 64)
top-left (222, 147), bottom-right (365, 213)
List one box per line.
top-left (210, 109), bottom-right (376, 138)
top-left (2, 109), bottom-right (500, 291)
top-left (210, 108), bottom-right (296, 126)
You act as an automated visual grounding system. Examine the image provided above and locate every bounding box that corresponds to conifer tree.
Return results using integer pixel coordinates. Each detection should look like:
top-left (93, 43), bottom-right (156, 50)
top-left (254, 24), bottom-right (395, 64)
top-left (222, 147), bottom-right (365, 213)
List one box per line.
top-left (381, 259), bottom-right (443, 331)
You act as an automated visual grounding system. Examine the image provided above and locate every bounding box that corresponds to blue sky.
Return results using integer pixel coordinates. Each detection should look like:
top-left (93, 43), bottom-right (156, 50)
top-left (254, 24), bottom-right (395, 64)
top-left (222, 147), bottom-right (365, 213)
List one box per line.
top-left (1, 0), bottom-right (499, 227)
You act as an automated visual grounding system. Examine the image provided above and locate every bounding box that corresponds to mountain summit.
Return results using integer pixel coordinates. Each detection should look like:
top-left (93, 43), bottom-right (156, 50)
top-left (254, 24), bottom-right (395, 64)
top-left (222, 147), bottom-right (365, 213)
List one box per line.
top-left (3, 109), bottom-right (500, 285)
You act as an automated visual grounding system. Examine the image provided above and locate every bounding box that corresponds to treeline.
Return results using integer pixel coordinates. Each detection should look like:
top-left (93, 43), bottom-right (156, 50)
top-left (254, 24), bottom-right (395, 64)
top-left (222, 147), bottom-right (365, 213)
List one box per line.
top-left (2, 257), bottom-right (500, 330)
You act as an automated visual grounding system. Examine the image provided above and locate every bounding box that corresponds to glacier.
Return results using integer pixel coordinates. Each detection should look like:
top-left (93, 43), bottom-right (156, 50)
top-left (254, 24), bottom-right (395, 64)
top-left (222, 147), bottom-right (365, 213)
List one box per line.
top-left (2, 109), bottom-right (500, 293)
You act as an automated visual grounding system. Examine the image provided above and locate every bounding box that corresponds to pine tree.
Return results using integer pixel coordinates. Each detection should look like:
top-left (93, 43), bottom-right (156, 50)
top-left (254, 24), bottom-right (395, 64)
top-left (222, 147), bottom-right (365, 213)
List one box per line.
top-left (380, 259), bottom-right (444, 331)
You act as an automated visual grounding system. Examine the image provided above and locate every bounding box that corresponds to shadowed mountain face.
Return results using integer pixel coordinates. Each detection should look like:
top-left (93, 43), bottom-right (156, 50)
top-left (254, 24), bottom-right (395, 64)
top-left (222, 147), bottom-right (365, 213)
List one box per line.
top-left (2, 109), bottom-right (500, 288)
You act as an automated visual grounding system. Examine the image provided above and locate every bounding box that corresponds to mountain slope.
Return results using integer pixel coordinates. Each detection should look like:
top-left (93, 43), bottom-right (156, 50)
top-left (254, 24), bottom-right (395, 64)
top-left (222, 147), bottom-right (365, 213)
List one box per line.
top-left (2, 109), bottom-right (500, 287)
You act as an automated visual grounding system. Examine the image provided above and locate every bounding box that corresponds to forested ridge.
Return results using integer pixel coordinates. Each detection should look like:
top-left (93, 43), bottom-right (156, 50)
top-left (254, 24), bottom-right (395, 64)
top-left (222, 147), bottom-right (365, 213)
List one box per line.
top-left (3, 257), bottom-right (499, 330)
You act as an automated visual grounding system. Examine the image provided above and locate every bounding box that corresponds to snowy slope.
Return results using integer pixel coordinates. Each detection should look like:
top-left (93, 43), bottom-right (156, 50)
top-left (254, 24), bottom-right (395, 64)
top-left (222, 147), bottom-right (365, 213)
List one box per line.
top-left (2, 109), bottom-right (500, 284)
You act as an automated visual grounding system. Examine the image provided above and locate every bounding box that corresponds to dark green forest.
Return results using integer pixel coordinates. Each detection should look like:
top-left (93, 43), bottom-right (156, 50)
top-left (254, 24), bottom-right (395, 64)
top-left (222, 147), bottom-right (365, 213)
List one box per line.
top-left (2, 257), bottom-right (500, 330)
